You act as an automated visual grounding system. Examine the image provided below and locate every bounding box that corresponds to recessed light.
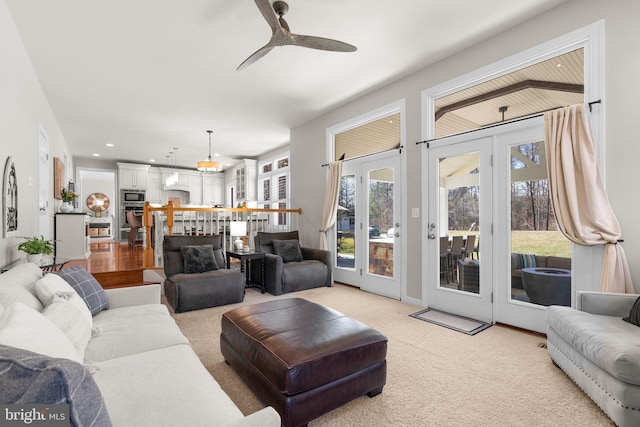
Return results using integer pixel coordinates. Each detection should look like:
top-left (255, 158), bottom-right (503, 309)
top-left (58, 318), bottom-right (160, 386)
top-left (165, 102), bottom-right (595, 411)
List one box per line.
top-left (105, 143), bottom-right (114, 147)
top-left (214, 153), bottom-right (220, 157)
top-left (92, 153), bottom-right (100, 157)
top-left (149, 159), bottom-right (156, 163)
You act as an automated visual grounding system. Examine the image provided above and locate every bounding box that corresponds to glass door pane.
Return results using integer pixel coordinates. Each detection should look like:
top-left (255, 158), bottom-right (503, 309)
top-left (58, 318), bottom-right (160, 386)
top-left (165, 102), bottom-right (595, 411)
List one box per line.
top-left (510, 141), bottom-right (572, 307)
top-left (427, 136), bottom-right (492, 324)
top-left (367, 167), bottom-right (394, 278)
top-left (439, 152), bottom-right (480, 294)
top-left (336, 174), bottom-right (356, 270)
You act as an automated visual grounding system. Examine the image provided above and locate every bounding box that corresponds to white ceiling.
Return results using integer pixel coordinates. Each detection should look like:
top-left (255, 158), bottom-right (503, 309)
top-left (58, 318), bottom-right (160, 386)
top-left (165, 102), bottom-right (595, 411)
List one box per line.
top-left (6, 0), bottom-right (568, 170)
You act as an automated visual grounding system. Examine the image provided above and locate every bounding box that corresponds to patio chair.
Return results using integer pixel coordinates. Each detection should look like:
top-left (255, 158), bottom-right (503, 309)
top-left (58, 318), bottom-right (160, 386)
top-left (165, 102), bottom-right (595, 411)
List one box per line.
top-left (461, 235), bottom-right (476, 260)
top-left (449, 236), bottom-right (464, 281)
top-left (440, 237), bottom-right (451, 283)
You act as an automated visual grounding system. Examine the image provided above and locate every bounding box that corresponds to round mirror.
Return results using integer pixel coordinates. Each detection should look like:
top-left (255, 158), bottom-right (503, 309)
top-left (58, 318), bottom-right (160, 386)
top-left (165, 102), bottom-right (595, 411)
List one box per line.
top-left (86, 193), bottom-right (110, 217)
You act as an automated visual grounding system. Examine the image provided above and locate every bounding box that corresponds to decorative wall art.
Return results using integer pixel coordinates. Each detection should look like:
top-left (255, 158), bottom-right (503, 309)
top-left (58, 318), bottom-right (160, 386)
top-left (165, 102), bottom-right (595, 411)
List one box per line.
top-left (54, 157), bottom-right (64, 200)
top-left (3, 156), bottom-right (18, 237)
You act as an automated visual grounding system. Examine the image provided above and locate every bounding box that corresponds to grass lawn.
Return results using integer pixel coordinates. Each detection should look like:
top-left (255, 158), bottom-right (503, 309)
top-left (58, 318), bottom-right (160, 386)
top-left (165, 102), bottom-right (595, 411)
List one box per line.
top-left (510, 230), bottom-right (571, 258)
top-left (338, 230), bottom-right (571, 258)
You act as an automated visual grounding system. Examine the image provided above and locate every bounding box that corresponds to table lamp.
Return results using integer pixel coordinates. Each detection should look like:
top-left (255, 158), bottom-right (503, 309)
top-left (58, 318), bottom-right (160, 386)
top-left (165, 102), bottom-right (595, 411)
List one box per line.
top-left (230, 221), bottom-right (246, 251)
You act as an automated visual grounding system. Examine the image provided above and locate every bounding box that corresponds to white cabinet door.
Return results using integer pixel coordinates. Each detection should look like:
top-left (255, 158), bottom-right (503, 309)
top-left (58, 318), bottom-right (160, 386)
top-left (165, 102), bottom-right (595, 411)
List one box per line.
top-left (147, 170), bottom-right (162, 203)
top-left (190, 174), bottom-right (203, 205)
top-left (119, 168), bottom-right (136, 188)
top-left (117, 163), bottom-right (150, 189)
top-left (203, 174), bottom-right (224, 205)
top-left (134, 170), bottom-right (148, 189)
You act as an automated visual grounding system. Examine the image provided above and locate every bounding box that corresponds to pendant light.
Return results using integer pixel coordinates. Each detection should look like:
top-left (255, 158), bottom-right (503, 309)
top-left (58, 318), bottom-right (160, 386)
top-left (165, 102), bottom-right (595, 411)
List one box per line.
top-left (197, 130), bottom-right (221, 172)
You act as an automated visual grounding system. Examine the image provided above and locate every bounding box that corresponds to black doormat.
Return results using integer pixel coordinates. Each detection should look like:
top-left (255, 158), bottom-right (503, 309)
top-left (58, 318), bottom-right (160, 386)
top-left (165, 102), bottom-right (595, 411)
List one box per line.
top-left (410, 308), bottom-right (491, 336)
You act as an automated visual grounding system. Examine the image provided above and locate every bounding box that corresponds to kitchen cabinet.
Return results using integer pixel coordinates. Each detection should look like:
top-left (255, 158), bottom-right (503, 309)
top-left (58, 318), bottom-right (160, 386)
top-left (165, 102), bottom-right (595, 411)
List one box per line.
top-left (189, 174), bottom-right (203, 205)
top-left (146, 169), bottom-right (163, 204)
top-left (117, 163), bottom-right (150, 189)
top-left (55, 213), bottom-right (90, 260)
top-left (234, 159), bottom-right (257, 202)
top-left (203, 174), bottom-right (224, 205)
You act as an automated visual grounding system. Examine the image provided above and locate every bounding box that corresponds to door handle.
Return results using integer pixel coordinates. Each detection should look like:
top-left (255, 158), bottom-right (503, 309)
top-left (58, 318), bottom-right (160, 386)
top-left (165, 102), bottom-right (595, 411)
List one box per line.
top-left (428, 234), bottom-right (436, 239)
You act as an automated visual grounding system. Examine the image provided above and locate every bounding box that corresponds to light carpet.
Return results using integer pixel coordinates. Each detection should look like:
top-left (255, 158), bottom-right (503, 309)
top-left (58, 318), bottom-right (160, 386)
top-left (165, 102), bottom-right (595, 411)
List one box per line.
top-left (171, 284), bottom-right (613, 427)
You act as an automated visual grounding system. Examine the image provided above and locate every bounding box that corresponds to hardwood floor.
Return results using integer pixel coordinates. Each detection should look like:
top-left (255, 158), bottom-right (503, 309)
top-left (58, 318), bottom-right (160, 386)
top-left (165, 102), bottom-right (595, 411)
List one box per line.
top-left (66, 240), bottom-right (152, 289)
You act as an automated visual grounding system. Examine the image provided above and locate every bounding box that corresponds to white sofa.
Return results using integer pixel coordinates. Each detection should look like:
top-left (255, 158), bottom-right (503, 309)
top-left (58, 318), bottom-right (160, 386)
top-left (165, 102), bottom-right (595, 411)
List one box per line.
top-left (546, 291), bottom-right (640, 427)
top-left (0, 263), bottom-right (280, 427)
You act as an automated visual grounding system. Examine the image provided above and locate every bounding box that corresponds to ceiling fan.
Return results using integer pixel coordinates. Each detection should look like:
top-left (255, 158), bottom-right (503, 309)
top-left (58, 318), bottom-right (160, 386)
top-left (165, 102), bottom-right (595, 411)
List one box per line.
top-left (237, 0), bottom-right (357, 71)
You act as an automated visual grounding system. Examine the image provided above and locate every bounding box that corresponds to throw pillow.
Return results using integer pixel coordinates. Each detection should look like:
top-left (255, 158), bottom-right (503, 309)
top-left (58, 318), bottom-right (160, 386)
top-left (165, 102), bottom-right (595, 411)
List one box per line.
top-left (272, 239), bottom-right (303, 263)
top-left (0, 302), bottom-right (81, 363)
top-left (42, 294), bottom-right (92, 361)
top-left (36, 274), bottom-right (93, 326)
top-left (180, 245), bottom-right (218, 274)
top-left (53, 265), bottom-right (109, 316)
top-left (522, 254), bottom-right (537, 268)
top-left (0, 344), bottom-right (112, 426)
top-left (0, 262), bottom-right (45, 311)
top-left (623, 296), bottom-right (640, 327)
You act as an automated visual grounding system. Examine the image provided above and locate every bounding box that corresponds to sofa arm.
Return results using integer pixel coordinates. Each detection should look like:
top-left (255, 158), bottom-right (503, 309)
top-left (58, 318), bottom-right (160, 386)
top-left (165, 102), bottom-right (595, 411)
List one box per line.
top-left (253, 253), bottom-right (283, 295)
top-left (302, 247), bottom-right (332, 285)
top-left (577, 291), bottom-right (638, 317)
top-left (104, 284), bottom-right (161, 309)
top-left (223, 407), bottom-right (280, 427)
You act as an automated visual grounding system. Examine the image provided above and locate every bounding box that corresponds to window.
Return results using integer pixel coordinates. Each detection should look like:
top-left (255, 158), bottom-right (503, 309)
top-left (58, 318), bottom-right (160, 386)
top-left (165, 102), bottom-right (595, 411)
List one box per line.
top-left (258, 154), bottom-right (290, 227)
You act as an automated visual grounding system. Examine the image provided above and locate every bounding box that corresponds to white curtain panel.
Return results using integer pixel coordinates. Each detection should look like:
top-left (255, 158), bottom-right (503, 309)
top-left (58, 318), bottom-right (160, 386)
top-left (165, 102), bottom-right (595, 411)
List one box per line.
top-left (544, 104), bottom-right (634, 293)
top-left (319, 161), bottom-right (343, 251)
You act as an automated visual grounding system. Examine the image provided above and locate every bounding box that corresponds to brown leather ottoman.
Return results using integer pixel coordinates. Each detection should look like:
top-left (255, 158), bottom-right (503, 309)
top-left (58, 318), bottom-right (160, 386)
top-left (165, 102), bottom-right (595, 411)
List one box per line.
top-left (220, 298), bottom-right (387, 427)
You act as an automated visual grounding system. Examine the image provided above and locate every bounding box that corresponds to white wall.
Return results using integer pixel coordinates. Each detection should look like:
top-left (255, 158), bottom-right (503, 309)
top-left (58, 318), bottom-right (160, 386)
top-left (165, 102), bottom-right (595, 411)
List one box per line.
top-left (291, 0), bottom-right (640, 300)
top-left (0, 0), bottom-right (72, 268)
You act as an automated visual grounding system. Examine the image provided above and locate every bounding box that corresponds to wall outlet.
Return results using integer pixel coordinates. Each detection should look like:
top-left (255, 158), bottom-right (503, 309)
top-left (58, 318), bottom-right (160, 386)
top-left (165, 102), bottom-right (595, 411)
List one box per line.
top-left (411, 208), bottom-right (419, 218)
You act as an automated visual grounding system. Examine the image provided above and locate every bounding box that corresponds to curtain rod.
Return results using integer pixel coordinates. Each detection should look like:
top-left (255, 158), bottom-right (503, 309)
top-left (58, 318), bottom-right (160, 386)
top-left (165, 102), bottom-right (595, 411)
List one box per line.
top-left (321, 145), bottom-right (403, 167)
top-left (415, 100), bottom-right (602, 146)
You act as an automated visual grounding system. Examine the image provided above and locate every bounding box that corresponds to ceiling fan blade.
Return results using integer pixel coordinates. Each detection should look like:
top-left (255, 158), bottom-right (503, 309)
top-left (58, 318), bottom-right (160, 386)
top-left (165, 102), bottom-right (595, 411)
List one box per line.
top-left (254, 0), bottom-right (279, 33)
top-left (237, 44), bottom-right (275, 71)
top-left (290, 33), bottom-right (357, 52)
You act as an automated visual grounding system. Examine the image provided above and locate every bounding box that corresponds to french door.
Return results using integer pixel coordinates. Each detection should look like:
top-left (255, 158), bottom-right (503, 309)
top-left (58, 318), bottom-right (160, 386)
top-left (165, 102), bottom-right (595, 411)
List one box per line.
top-left (426, 137), bottom-right (493, 323)
top-left (424, 118), bottom-right (570, 333)
top-left (334, 152), bottom-right (402, 299)
top-left (494, 119), bottom-right (571, 333)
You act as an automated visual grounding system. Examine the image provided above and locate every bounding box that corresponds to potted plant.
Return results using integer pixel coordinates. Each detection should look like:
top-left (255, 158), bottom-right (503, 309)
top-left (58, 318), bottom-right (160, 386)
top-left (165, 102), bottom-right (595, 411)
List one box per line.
top-left (18, 235), bottom-right (54, 265)
top-left (60, 187), bottom-right (77, 213)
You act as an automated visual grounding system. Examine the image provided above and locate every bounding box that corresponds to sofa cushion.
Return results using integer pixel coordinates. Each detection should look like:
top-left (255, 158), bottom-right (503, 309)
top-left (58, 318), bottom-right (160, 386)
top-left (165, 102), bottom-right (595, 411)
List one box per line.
top-left (547, 256), bottom-right (572, 270)
top-left (0, 302), bottom-right (81, 363)
top-left (36, 274), bottom-right (93, 326)
top-left (84, 304), bottom-right (189, 363)
top-left (282, 260), bottom-right (328, 293)
top-left (0, 344), bottom-right (112, 426)
top-left (180, 245), bottom-right (218, 274)
top-left (42, 294), bottom-right (92, 361)
top-left (0, 262), bottom-right (44, 311)
top-left (547, 306), bottom-right (640, 385)
top-left (272, 239), bottom-right (303, 263)
top-left (623, 296), bottom-right (640, 327)
top-left (53, 265), bottom-right (109, 316)
top-left (92, 345), bottom-right (245, 427)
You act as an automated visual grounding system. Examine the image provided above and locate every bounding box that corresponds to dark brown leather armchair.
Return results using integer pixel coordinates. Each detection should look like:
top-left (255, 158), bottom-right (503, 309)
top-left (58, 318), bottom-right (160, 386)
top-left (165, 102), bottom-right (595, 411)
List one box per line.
top-left (251, 231), bottom-right (331, 296)
top-left (163, 235), bottom-right (244, 312)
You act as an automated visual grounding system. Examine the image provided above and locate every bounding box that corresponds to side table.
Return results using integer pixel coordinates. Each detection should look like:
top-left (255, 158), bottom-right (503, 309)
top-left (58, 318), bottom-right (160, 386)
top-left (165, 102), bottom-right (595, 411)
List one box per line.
top-left (226, 250), bottom-right (265, 294)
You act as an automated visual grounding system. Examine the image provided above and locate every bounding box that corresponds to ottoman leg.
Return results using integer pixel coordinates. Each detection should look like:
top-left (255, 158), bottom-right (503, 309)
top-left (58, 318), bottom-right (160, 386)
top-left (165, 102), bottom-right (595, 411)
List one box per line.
top-left (367, 386), bottom-right (384, 397)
